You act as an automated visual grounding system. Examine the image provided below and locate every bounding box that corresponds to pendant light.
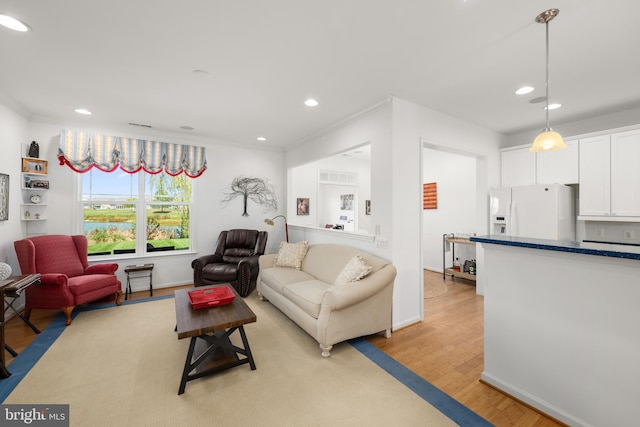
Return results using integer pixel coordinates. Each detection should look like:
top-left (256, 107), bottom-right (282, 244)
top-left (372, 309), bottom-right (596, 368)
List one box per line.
top-left (530, 8), bottom-right (566, 152)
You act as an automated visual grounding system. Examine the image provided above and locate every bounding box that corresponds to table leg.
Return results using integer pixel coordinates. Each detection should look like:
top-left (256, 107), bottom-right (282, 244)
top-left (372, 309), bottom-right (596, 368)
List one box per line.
top-left (149, 270), bottom-right (153, 297)
top-left (178, 337), bottom-right (198, 395)
top-left (238, 326), bottom-right (256, 370)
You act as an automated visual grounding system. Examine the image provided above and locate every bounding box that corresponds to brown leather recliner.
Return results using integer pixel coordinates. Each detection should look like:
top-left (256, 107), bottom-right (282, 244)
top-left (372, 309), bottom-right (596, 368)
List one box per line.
top-left (191, 229), bottom-right (268, 297)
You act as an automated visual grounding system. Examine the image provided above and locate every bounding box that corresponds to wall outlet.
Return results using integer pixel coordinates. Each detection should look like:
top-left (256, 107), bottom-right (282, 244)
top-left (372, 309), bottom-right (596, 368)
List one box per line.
top-left (624, 230), bottom-right (635, 240)
top-left (595, 229), bottom-right (605, 238)
top-left (375, 237), bottom-right (388, 249)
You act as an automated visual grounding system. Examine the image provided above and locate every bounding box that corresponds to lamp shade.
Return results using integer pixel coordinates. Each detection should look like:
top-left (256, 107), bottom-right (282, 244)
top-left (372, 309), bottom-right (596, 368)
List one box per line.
top-left (530, 130), bottom-right (566, 152)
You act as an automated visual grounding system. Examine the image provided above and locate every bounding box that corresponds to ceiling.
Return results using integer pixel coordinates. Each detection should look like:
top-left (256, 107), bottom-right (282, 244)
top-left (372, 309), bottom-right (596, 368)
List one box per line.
top-left (1, 1), bottom-right (639, 149)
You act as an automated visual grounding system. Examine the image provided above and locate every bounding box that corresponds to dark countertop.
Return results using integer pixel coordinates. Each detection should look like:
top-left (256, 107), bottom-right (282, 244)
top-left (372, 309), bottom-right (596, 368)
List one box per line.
top-left (470, 235), bottom-right (640, 260)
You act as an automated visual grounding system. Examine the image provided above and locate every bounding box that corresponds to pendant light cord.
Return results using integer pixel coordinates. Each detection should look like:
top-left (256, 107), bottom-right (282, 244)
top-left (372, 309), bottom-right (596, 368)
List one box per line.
top-left (545, 20), bottom-right (550, 131)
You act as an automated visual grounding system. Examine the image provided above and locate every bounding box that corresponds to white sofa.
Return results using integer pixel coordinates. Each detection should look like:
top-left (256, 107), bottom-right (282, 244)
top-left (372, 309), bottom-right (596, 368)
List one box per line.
top-left (257, 243), bottom-right (396, 357)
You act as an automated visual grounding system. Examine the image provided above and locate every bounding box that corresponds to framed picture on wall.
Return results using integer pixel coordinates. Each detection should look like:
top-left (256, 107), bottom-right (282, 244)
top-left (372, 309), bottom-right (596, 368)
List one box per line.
top-left (340, 194), bottom-right (354, 210)
top-left (22, 158), bottom-right (48, 175)
top-left (0, 173), bottom-right (8, 220)
top-left (297, 198), bottom-right (309, 215)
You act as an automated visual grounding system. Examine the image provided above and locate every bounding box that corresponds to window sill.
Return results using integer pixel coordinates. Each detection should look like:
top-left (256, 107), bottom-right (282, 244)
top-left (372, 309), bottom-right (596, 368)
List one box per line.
top-left (88, 249), bottom-right (197, 264)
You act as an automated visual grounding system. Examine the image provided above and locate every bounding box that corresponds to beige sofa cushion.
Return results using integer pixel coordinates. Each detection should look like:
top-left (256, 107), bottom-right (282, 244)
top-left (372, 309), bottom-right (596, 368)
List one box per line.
top-left (282, 279), bottom-right (331, 319)
top-left (260, 266), bottom-right (316, 294)
top-left (274, 241), bottom-right (309, 270)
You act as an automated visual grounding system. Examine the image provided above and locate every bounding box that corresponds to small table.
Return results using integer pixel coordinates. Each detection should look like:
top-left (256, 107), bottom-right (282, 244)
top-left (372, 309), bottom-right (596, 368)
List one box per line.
top-left (174, 284), bottom-right (257, 395)
top-left (1, 274), bottom-right (41, 379)
top-left (124, 264), bottom-right (154, 300)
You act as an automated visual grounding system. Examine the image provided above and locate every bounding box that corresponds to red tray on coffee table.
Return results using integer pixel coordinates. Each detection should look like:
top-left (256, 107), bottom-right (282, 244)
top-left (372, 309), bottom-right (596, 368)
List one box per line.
top-left (188, 286), bottom-right (235, 309)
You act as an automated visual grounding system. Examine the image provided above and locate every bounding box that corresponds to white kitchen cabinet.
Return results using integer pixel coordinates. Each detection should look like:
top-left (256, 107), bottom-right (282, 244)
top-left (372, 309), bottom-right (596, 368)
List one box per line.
top-left (579, 135), bottom-right (611, 217)
top-left (535, 139), bottom-right (579, 185)
top-left (579, 130), bottom-right (640, 220)
top-left (500, 146), bottom-right (536, 187)
top-left (610, 130), bottom-right (640, 216)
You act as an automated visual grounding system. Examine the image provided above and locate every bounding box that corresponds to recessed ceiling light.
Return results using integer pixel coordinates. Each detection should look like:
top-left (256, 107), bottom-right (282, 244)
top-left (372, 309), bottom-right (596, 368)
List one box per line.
top-left (304, 98), bottom-right (319, 107)
top-left (545, 103), bottom-right (562, 110)
top-left (0, 14), bottom-right (31, 32)
top-left (515, 86), bottom-right (534, 95)
top-left (257, 137), bottom-right (267, 141)
top-left (180, 126), bottom-right (194, 131)
top-left (74, 108), bottom-right (92, 115)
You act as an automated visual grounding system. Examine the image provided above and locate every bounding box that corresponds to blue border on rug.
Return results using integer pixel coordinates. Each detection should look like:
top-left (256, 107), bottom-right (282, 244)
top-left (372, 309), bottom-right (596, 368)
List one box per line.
top-left (0, 295), bottom-right (172, 402)
top-left (350, 337), bottom-right (494, 427)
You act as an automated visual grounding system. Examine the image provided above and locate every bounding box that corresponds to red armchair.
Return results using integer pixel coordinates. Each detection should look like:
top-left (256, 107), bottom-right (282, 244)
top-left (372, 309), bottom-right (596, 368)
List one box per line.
top-left (14, 234), bottom-right (122, 326)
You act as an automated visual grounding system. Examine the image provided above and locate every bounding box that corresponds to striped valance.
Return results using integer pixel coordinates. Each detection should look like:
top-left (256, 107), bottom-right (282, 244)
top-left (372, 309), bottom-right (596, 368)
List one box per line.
top-left (57, 129), bottom-right (207, 177)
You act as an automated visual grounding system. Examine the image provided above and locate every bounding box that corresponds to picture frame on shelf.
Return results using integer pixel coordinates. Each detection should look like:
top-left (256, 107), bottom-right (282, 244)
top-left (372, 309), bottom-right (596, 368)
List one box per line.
top-left (0, 173), bottom-right (8, 221)
top-left (22, 158), bottom-right (48, 175)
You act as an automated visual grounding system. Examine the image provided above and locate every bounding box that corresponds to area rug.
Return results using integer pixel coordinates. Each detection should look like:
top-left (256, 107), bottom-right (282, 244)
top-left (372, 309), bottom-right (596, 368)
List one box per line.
top-left (424, 269), bottom-right (448, 298)
top-left (1, 294), bottom-right (492, 427)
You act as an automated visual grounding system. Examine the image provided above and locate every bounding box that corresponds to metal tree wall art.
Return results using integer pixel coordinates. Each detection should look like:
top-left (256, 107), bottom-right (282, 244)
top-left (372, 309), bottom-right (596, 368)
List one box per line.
top-left (221, 176), bottom-right (277, 216)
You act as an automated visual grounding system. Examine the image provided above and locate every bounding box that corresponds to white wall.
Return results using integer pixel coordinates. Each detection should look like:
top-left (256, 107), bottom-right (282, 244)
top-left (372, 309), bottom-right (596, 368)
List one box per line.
top-left (286, 97), bottom-right (503, 329)
top-left (9, 115), bottom-right (285, 292)
top-left (0, 102), bottom-right (30, 270)
top-left (422, 148), bottom-right (476, 272)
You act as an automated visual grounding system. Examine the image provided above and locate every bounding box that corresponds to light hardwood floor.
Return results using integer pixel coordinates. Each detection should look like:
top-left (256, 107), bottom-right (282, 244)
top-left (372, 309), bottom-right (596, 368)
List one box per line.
top-left (4, 275), bottom-right (563, 426)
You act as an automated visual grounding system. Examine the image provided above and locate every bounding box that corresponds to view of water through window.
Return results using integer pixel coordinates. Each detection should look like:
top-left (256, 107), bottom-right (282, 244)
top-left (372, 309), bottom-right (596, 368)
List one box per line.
top-left (82, 169), bottom-right (192, 255)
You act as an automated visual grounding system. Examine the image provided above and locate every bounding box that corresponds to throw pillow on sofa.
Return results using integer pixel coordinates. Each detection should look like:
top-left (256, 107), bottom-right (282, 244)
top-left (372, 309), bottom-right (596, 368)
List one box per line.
top-left (274, 241), bottom-right (309, 270)
top-left (334, 254), bottom-right (372, 286)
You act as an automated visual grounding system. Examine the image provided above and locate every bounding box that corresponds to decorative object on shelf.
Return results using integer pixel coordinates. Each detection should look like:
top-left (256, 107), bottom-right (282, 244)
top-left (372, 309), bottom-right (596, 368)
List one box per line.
top-left (28, 140), bottom-right (39, 158)
top-left (21, 157), bottom-right (48, 174)
top-left (221, 176), bottom-right (277, 216)
top-left (530, 8), bottom-right (566, 153)
top-left (0, 262), bottom-right (11, 280)
top-left (35, 213), bottom-right (40, 219)
top-left (25, 209), bottom-right (30, 219)
top-left (296, 198), bottom-right (309, 215)
top-left (0, 173), bottom-right (8, 221)
top-left (264, 214), bottom-right (289, 242)
top-left (30, 180), bottom-right (49, 189)
top-left (29, 193), bottom-right (42, 204)
top-left (423, 182), bottom-right (437, 209)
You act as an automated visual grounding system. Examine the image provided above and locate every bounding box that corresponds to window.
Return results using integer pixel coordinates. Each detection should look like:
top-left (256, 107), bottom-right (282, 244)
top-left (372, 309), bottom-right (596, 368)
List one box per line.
top-left (82, 168), bottom-right (192, 256)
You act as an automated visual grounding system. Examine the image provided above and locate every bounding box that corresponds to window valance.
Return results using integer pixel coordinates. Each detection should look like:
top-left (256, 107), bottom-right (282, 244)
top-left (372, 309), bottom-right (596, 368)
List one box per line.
top-left (57, 129), bottom-right (207, 177)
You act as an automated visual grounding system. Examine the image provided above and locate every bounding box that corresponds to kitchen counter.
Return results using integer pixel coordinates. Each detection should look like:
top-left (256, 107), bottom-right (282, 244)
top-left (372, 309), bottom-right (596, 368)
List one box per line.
top-left (470, 234), bottom-right (640, 260)
top-left (475, 235), bottom-right (640, 427)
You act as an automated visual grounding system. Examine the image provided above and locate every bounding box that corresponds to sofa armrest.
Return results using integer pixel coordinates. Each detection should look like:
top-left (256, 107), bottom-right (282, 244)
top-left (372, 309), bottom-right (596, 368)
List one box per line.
top-left (86, 263), bottom-right (118, 275)
top-left (258, 254), bottom-right (276, 270)
top-left (322, 264), bottom-right (397, 311)
top-left (191, 253), bottom-right (223, 269)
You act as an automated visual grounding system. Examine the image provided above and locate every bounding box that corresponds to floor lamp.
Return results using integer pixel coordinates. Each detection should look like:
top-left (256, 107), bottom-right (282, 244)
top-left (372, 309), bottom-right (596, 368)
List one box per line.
top-left (264, 215), bottom-right (289, 242)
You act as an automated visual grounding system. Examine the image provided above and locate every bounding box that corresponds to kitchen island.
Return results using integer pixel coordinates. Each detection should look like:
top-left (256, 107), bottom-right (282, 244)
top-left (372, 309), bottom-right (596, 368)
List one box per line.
top-left (471, 235), bottom-right (640, 427)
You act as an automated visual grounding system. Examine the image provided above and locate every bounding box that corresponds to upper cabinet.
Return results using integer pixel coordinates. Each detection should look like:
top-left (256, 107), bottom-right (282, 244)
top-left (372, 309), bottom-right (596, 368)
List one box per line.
top-left (500, 146), bottom-right (536, 186)
top-left (579, 129), bottom-right (640, 220)
top-left (500, 140), bottom-right (578, 187)
top-left (579, 135), bottom-right (611, 217)
top-left (535, 139), bottom-right (579, 185)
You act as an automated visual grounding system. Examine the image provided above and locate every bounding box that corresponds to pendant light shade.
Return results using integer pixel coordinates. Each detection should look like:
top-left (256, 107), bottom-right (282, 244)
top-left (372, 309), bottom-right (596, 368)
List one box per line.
top-left (531, 130), bottom-right (566, 152)
top-left (530, 8), bottom-right (565, 153)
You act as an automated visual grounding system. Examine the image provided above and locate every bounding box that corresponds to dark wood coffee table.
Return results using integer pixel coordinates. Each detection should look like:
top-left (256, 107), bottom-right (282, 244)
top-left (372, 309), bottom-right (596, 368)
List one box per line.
top-left (174, 284), bottom-right (256, 395)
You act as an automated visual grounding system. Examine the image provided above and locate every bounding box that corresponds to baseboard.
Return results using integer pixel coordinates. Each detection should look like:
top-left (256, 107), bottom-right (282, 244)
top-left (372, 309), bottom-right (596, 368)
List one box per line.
top-left (480, 372), bottom-right (580, 427)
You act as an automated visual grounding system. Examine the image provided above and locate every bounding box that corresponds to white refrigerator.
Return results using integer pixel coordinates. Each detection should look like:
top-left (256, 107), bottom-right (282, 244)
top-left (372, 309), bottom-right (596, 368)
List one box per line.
top-left (489, 183), bottom-right (575, 240)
